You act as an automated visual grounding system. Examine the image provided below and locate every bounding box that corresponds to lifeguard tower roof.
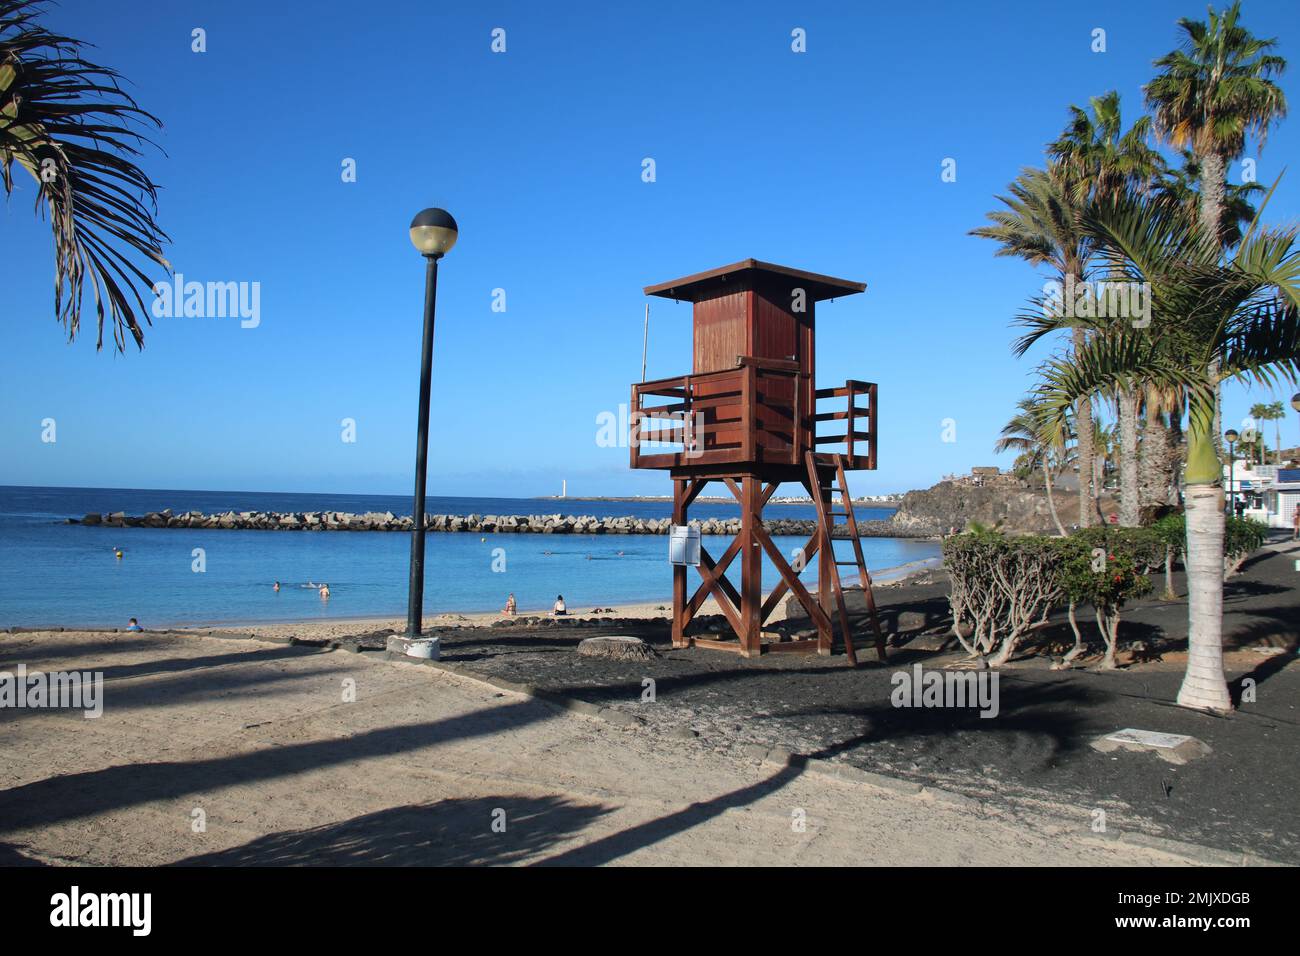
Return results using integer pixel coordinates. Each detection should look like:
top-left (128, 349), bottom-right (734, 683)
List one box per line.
top-left (643, 259), bottom-right (866, 304)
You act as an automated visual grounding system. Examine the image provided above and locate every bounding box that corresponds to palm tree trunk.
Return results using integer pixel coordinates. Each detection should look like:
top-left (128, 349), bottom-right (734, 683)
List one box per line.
top-left (1175, 398), bottom-right (1231, 713)
top-left (1094, 455), bottom-right (1107, 522)
top-left (1073, 330), bottom-right (1096, 527)
top-left (1198, 151), bottom-right (1227, 461)
top-left (1140, 403), bottom-right (1165, 508)
top-left (1118, 388), bottom-right (1140, 526)
top-left (1043, 459), bottom-right (1066, 536)
top-left (1198, 153), bottom-right (1227, 257)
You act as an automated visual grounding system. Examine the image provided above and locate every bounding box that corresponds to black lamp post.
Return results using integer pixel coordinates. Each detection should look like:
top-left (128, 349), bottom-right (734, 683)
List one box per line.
top-left (1224, 428), bottom-right (1238, 515)
top-left (405, 208), bottom-right (458, 638)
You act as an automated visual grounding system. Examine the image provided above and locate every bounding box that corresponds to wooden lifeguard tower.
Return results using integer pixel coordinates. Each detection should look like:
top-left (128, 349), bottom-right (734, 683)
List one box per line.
top-left (630, 259), bottom-right (884, 664)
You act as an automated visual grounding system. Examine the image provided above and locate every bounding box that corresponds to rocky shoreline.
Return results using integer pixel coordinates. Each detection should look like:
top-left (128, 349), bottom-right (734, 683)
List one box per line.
top-left (68, 509), bottom-right (935, 539)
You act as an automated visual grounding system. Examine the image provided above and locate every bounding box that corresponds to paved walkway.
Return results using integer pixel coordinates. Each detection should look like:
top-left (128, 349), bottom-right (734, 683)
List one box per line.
top-left (0, 631), bottom-right (1205, 866)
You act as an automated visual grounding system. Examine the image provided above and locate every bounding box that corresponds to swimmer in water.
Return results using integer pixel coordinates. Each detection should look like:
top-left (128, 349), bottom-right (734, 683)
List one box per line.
top-left (319, 583), bottom-right (331, 599)
top-left (273, 581), bottom-right (281, 592)
top-left (114, 548), bottom-right (123, 559)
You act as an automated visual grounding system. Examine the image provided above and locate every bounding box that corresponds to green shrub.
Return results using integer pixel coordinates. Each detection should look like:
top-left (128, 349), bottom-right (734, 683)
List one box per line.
top-left (1058, 528), bottom-right (1155, 669)
top-left (942, 529), bottom-right (1065, 666)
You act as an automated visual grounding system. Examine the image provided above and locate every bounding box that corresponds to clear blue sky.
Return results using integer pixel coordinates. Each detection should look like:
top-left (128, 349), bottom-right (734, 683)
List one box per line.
top-left (3, 0), bottom-right (1298, 498)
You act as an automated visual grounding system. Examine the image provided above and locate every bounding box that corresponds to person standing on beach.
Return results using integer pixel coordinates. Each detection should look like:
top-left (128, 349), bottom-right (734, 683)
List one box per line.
top-left (1293, 503), bottom-right (1299, 540)
top-left (503, 593), bottom-right (517, 616)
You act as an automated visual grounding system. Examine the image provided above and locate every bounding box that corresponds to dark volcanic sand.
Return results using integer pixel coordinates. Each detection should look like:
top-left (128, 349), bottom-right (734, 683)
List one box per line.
top-left (342, 543), bottom-right (1300, 863)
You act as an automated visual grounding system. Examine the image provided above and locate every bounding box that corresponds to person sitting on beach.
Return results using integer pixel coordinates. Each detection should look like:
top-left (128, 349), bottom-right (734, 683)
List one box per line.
top-left (552, 594), bottom-right (567, 616)
top-left (319, 583), bottom-right (331, 599)
top-left (126, 618), bottom-right (142, 633)
top-left (503, 593), bottom-right (517, 616)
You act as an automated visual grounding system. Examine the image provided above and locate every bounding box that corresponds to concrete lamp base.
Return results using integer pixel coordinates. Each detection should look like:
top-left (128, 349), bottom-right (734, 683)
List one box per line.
top-left (387, 634), bottom-right (441, 661)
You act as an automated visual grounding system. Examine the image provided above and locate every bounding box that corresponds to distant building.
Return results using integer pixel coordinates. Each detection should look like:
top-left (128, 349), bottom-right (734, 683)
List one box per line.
top-left (1227, 461), bottom-right (1300, 529)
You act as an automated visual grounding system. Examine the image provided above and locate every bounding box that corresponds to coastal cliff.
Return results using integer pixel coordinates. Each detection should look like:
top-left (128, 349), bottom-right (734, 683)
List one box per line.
top-left (874, 478), bottom-right (1104, 536)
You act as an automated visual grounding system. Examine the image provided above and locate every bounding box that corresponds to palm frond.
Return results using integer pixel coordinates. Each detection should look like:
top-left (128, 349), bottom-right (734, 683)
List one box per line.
top-left (1, 0), bottom-right (169, 350)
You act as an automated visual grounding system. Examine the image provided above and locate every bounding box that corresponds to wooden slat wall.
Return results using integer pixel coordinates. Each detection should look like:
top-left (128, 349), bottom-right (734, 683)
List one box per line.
top-left (750, 286), bottom-right (799, 366)
top-left (692, 288), bottom-right (748, 374)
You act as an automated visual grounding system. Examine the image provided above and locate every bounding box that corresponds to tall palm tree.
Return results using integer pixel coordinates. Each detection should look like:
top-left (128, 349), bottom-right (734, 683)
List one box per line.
top-left (1256, 399), bottom-right (1286, 463)
top-left (994, 396), bottom-right (1071, 536)
top-left (1, 0), bottom-right (168, 350)
top-left (1031, 187), bottom-right (1300, 713)
top-left (1050, 91), bottom-right (1165, 528)
top-left (1050, 90), bottom-right (1164, 203)
top-left (1145, 0), bottom-right (1288, 451)
top-left (1247, 400), bottom-right (1273, 462)
top-left (972, 166), bottom-right (1099, 527)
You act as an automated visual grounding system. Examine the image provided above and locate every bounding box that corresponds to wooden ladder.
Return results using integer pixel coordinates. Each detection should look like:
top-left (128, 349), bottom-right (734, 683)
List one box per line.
top-left (804, 451), bottom-right (887, 665)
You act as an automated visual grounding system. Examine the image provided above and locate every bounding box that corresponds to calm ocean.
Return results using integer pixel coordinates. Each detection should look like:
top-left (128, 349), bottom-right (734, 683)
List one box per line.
top-left (0, 486), bottom-right (939, 628)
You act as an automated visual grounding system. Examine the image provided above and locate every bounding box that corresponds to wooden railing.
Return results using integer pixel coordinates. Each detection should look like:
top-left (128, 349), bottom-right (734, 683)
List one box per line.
top-left (630, 360), bottom-right (875, 471)
top-left (813, 379), bottom-right (876, 470)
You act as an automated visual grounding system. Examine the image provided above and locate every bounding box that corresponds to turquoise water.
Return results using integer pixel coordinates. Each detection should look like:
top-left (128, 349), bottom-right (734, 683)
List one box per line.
top-left (0, 486), bottom-right (939, 628)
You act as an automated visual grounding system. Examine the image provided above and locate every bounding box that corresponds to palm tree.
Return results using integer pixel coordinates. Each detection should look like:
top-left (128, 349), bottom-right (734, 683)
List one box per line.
top-left (1050, 92), bottom-right (1164, 528)
top-left (1, 0), bottom-right (168, 350)
top-left (1145, 0), bottom-right (1288, 452)
top-left (1247, 400), bottom-right (1273, 462)
top-left (1031, 187), bottom-right (1300, 713)
top-left (1050, 90), bottom-right (1164, 203)
top-left (1145, 0), bottom-right (1288, 247)
top-left (973, 167), bottom-right (1099, 528)
top-left (1256, 399), bottom-right (1286, 463)
top-left (994, 396), bottom-right (1071, 536)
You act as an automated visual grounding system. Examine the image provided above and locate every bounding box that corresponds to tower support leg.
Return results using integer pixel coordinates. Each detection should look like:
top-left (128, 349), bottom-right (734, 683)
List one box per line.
top-left (672, 477), bottom-right (689, 648)
top-left (740, 476), bottom-right (762, 657)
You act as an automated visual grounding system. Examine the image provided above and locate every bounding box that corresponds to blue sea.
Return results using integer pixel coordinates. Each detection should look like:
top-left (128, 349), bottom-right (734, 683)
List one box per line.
top-left (0, 486), bottom-right (939, 628)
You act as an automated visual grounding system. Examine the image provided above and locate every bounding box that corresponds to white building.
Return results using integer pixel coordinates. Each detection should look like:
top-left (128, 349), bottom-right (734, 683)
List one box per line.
top-left (1227, 461), bottom-right (1300, 529)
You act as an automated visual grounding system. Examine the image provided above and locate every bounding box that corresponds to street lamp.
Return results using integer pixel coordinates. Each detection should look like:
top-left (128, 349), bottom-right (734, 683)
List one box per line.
top-left (405, 208), bottom-right (458, 638)
top-left (1224, 428), bottom-right (1239, 515)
